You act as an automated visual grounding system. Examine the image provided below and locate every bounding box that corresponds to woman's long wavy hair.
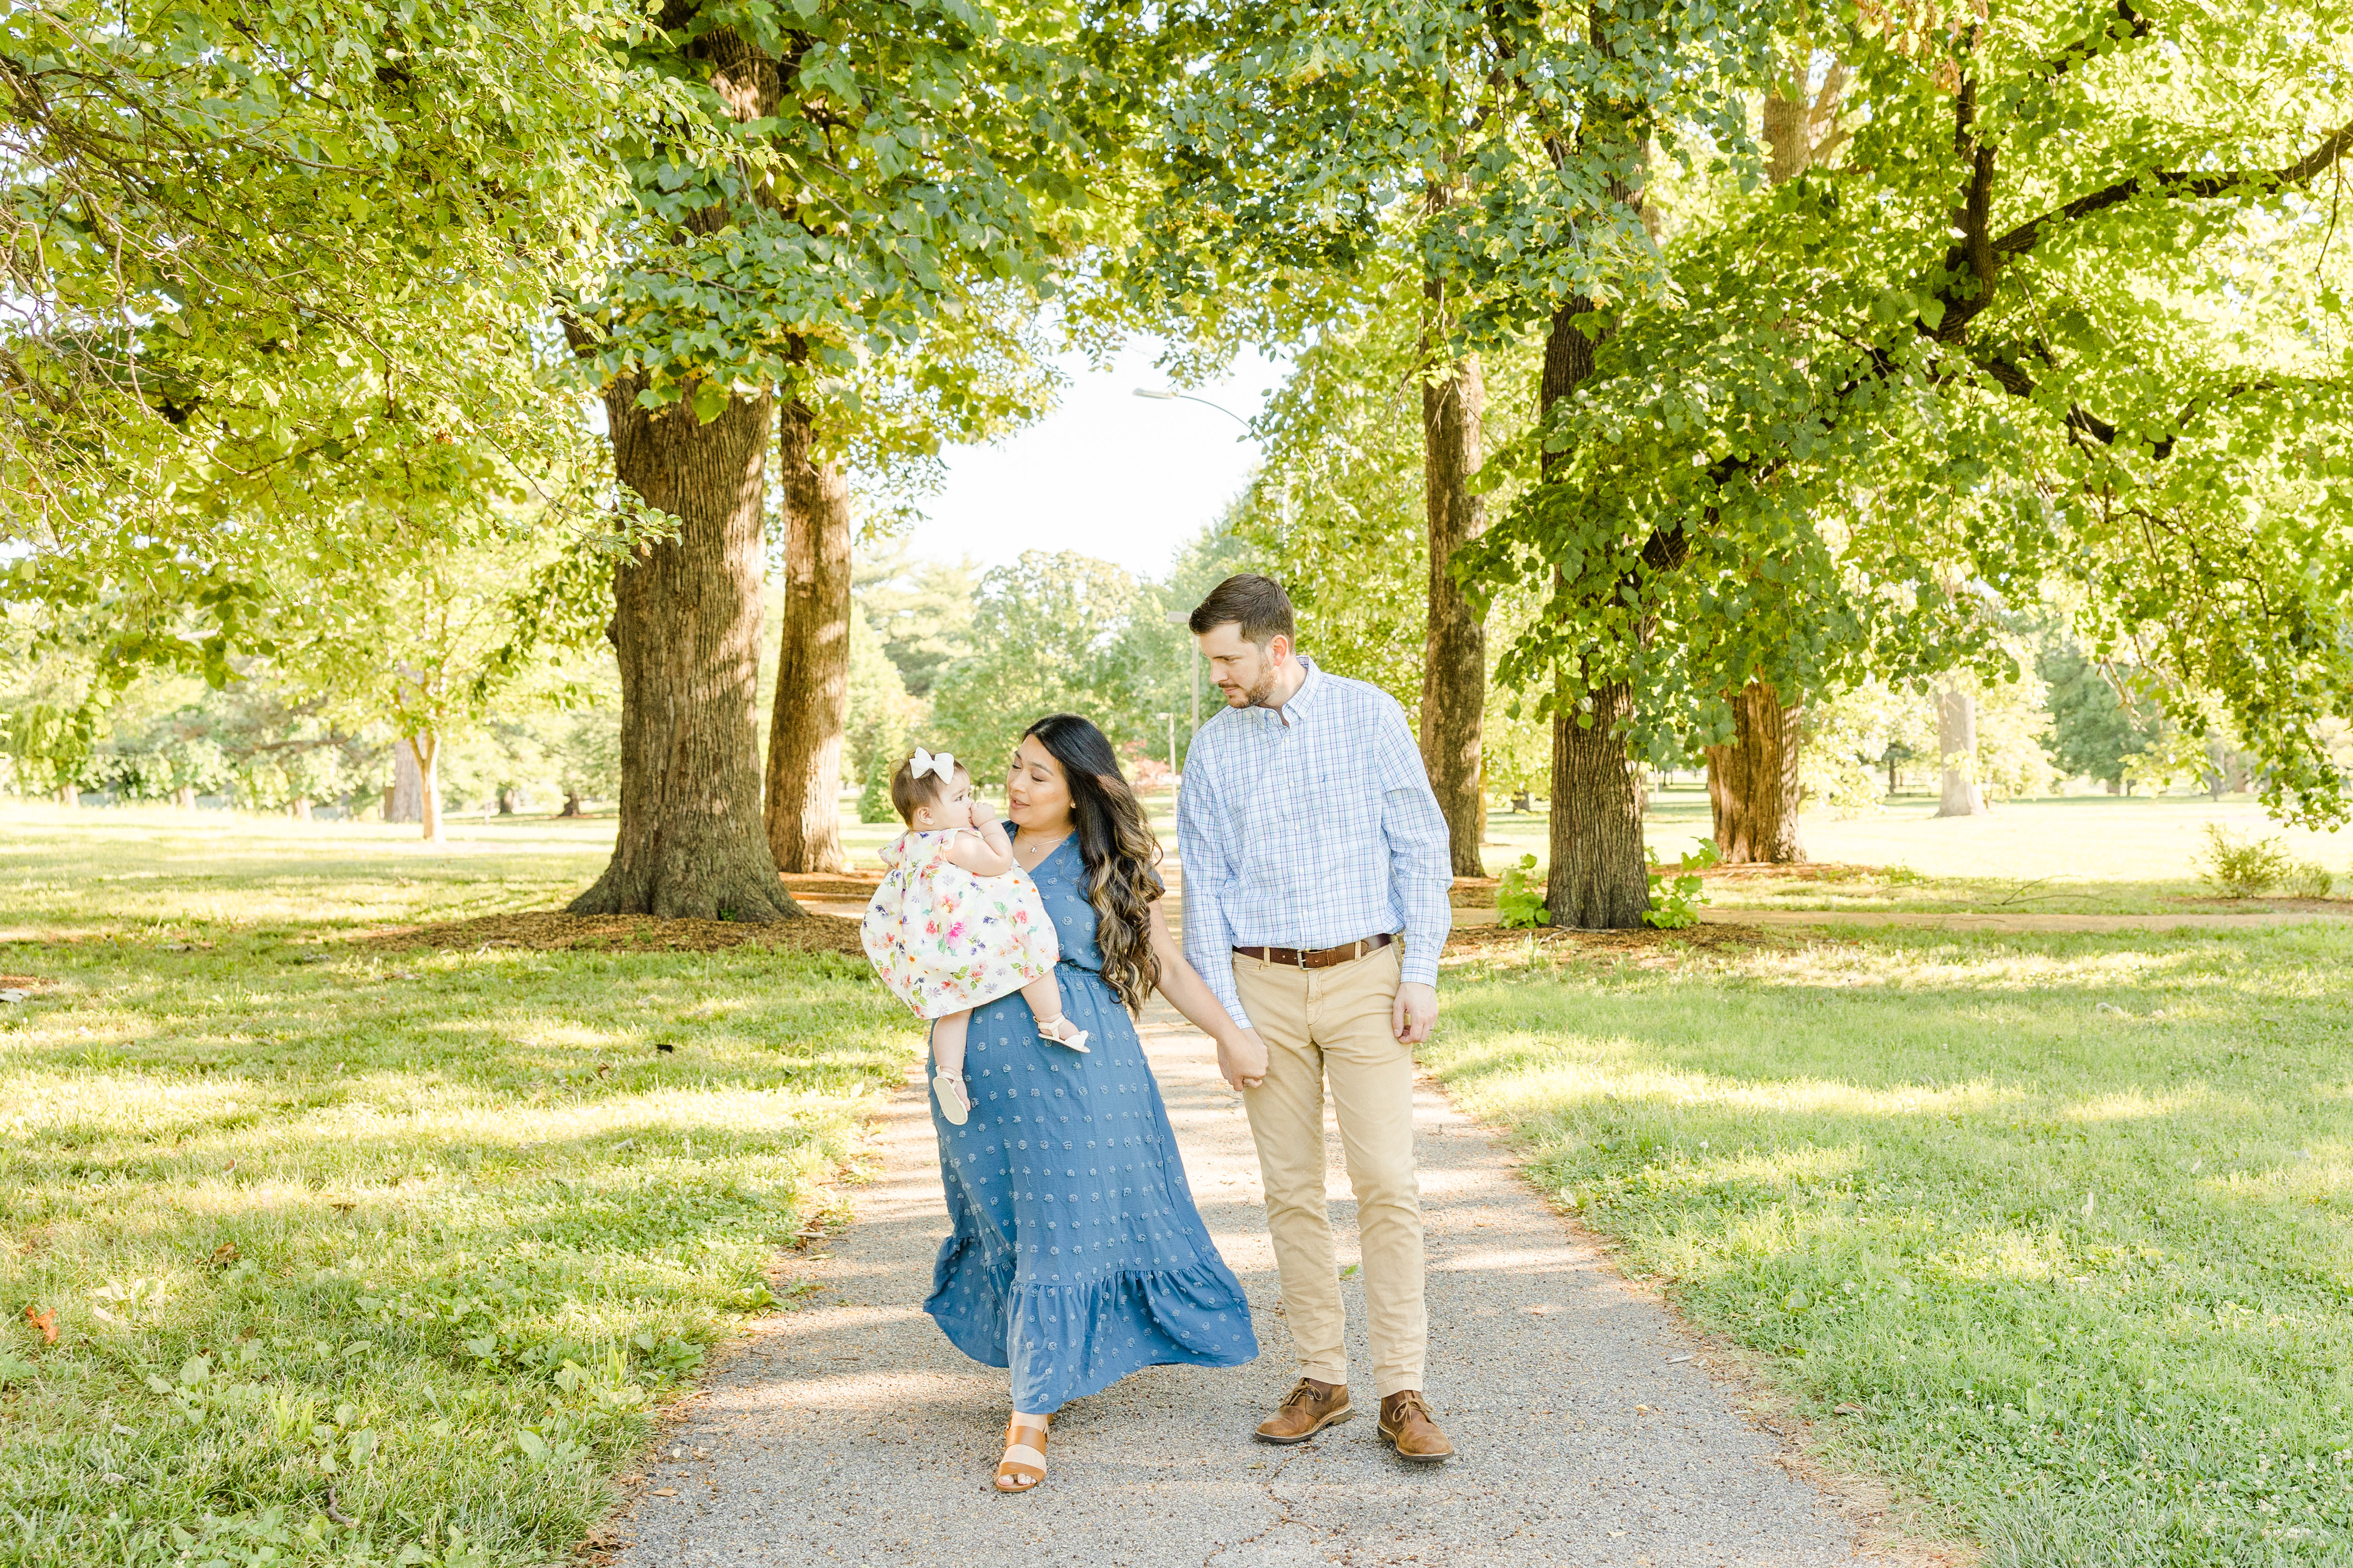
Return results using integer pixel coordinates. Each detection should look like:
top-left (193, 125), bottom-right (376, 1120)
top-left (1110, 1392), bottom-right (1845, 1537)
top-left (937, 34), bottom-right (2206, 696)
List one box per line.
top-left (1022, 713), bottom-right (1161, 1015)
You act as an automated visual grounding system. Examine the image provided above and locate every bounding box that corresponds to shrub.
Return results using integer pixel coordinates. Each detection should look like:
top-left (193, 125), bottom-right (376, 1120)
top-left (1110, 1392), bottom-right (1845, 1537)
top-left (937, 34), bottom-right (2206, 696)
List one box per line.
top-left (1495, 854), bottom-right (1552, 929)
top-left (2281, 860), bottom-right (2335, 900)
top-left (2198, 823), bottom-right (2290, 897)
top-left (1645, 838), bottom-right (1723, 929)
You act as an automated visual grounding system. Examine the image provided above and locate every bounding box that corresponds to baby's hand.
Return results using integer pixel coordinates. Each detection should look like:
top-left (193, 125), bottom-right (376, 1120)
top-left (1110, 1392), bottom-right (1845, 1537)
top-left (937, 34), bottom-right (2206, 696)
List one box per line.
top-left (966, 799), bottom-right (991, 832)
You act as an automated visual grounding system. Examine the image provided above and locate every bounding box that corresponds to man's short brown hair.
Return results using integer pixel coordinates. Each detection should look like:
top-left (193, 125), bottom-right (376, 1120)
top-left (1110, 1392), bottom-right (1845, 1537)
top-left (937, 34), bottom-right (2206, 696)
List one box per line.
top-left (888, 755), bottom-right (967, 826)
top-left (1187, 573), bottom-right (1295, 646)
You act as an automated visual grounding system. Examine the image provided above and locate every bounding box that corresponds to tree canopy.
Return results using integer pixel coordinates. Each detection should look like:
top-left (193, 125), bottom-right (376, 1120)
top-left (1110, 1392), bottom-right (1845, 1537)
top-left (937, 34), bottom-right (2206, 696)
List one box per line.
top-left (1465, 0), bottom-right (2353, 824)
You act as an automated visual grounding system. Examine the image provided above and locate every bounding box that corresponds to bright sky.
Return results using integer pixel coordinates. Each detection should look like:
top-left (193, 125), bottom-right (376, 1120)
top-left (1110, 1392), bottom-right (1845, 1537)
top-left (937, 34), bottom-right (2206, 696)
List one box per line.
top-left (892, 339), bottom-right (1290, 580)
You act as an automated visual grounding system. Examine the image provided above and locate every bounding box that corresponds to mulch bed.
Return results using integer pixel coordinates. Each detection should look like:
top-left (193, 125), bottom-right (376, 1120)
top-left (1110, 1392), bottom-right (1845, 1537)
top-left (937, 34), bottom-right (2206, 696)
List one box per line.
top-left (1696, 861), bottom-right (1885, 883)
top-left (1442, 920), bottom-right (1779, 963)
top-left (778, 871), bottom-right (882, 899)
top-left (1445, 862), bottom-right (1885, 911)
top-left (351, 910), bottom-right (869, 957)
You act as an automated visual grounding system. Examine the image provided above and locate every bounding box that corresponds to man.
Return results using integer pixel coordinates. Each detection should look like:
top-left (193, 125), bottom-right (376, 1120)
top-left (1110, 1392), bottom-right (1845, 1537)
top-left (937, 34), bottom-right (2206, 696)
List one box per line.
top-left (1176, 572), bottom-right (1456, 1463)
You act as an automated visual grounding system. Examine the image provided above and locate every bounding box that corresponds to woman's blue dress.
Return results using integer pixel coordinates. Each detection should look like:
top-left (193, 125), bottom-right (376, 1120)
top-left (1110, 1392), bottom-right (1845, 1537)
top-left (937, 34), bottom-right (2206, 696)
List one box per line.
top-left (924, 828), bottom-right (1259, 1412)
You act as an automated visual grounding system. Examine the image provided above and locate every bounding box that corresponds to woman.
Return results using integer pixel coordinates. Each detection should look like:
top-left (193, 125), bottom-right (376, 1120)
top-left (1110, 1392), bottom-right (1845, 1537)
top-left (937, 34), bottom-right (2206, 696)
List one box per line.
top-left (923, 713), bottom-right (1268, 1493)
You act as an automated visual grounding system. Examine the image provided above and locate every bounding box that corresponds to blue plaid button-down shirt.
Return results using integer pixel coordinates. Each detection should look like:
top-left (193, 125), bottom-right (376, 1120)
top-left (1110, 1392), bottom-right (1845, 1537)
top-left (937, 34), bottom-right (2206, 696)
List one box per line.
top-left (1176, 656), bottom-right (1453, 1030)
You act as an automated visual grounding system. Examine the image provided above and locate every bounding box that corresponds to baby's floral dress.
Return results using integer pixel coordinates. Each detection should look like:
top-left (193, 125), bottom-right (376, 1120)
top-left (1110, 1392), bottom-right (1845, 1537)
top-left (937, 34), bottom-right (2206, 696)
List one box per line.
top-left (861, 830), bottom-right (1059, 1020)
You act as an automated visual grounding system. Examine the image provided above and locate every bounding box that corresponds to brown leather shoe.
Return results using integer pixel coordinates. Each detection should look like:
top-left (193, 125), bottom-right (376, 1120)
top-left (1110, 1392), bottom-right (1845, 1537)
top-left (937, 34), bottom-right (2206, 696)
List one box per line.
top-left (1378, 1391), bottom-right (1453, 1463)
top-left (1254, 1378), bottom-right (1354, 1444)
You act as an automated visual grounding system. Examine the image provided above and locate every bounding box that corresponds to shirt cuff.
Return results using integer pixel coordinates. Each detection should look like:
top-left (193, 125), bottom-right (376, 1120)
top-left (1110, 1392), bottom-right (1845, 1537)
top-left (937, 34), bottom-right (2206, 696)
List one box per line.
top-left (1400, 948), bottom-right (1441, 991)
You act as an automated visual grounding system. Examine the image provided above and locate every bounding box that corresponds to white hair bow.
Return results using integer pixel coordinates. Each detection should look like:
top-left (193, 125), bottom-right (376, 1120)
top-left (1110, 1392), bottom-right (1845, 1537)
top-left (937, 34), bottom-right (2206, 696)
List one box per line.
top-left (910, 747), bottom-right (955, 783)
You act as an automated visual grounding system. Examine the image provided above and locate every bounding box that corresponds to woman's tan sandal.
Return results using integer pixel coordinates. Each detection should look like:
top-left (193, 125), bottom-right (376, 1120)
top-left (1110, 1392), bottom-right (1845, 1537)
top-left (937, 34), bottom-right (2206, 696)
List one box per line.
top-left (934, 1072), bottom-right (970, 1125)
top-left (1037, 1014), bottom-right (1090, 1054)
top-left (995, 1419), bottom-right (1049, 1492)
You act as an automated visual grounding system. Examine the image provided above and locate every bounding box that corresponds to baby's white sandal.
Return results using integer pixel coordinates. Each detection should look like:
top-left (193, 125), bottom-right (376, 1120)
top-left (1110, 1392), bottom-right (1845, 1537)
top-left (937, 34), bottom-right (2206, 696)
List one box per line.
top-left (933, 1072), bottom-right (971, 1124)
top-left (1036, 1015), bottom-right (1090, 1055)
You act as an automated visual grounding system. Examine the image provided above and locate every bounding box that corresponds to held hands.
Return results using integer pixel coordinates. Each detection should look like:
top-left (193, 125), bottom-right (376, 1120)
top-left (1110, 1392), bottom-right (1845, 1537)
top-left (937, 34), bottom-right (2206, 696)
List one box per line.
top-left (1392, 982), bottom-right (1438, 1045)
top-left (1216, 1027), bottom-right (1268, 1092)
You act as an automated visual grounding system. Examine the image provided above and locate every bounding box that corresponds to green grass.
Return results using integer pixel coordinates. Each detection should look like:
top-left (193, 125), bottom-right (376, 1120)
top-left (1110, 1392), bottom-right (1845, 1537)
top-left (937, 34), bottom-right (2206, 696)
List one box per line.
top-left (1475, 793), bottom-right (2353, 915)
top-left (0, 807), bottom-right (916, 1567)
top-left (1429, 925), bottom-right (2353, 1565)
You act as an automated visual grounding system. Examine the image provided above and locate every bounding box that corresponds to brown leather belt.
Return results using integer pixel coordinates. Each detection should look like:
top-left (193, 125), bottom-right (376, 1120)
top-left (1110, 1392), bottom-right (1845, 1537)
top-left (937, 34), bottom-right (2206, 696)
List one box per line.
top-left (1234, 932), bottom-right (1394, 970)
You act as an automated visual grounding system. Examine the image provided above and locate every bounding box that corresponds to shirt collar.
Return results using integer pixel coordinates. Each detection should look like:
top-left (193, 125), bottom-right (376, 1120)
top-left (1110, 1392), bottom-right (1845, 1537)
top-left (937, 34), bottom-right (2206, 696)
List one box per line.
top-left (1262, 655), bottom-right (1321, 728)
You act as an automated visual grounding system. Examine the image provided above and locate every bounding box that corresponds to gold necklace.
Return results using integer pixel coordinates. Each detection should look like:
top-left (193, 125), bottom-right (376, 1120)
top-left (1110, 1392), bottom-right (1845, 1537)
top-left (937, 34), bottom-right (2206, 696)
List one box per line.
top-left (1016, 827), bottom-right (1072, 870)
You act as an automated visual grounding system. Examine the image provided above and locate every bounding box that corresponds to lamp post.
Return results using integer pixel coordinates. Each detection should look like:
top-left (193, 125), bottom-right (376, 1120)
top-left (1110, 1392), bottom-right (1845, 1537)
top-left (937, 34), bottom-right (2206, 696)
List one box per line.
top-left (1155, 711), bottom-right (1176, 792)
top-left (1133, 387), bottom-right (1292, 527)
top-left (1166, 608), bottom-right (1200, 733)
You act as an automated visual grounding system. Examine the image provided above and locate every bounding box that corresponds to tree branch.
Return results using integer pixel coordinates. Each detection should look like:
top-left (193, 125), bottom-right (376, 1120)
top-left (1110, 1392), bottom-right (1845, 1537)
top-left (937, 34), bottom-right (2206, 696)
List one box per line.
top-left (2042, 2), bottom-right (2150, 82)
top-left (1993, 119), bottom-right (2353, 259)
top-left (1971, 345), bottom-right (2278, 460)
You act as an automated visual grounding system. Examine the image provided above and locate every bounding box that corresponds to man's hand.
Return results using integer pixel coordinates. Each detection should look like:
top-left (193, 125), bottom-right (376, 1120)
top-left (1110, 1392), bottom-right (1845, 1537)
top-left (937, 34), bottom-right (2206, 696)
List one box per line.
top-left (1218, 1028), bottom-right (1269, 1091)
top-left (1392, 981), bottom-right (1438, 1045)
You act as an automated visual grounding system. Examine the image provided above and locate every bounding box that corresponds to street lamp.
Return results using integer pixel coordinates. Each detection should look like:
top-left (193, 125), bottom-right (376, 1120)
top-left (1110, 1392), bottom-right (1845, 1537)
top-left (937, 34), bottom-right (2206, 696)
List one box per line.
top-left (1132, 387), bottom-right (1253, 428)
top-left (1155, 712), bottom-right (1176, 795)
top-left (1134, 387), bottom-right (1292, 527)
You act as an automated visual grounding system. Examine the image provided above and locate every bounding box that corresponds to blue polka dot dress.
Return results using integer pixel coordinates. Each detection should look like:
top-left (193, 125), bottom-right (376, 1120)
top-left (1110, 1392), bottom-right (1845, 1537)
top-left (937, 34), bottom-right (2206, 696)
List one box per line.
top-left (923, 827), bottom-right (1259, 1413)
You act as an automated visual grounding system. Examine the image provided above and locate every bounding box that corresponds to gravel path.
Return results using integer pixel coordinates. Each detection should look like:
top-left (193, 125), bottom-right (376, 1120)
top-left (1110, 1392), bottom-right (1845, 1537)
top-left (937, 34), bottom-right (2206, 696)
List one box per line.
top-left (605, 1006), bottom-right (1864, 1567)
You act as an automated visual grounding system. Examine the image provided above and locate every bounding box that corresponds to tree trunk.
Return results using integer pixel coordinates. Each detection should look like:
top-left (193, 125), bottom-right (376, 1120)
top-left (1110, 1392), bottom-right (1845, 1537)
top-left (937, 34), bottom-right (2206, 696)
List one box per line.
top-left (764, 400), bottom-right (853, 874)
top-left (409, 733), bottom-right (445, 844)
top-left (1540, 295), bottom-right (1652, 928)
top-left (1936, 685), bottom-right (1986, 817)
top-left (568, 384), bottom-right (800, 918)
top-left (1703, 682), bottom-right (1807, 862)
top-left (1419, 345), bottom-right (1489, 878)
top-left (174, 785), bottom-right (196, 810)
top-left (566, 21), bottom-right (797, 921)
top-left (1706, 67), bottom-right (1847, 853)
top-left (1550, 673), bottom-right (1651, 928)
top-left (560, 790), bottom-right (584, 818)
top-left (55, 782), bottom-right (76, 807)
top-left (290, 796), bottom-right (312, 822)
top-left (388, 741), bottom-right (424, 824)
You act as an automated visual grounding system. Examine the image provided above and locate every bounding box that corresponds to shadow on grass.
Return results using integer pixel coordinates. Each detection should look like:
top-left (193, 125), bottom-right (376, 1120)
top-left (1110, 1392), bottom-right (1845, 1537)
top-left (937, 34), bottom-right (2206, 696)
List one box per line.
top-left (1427, 926), bottom-right (2353, 1567)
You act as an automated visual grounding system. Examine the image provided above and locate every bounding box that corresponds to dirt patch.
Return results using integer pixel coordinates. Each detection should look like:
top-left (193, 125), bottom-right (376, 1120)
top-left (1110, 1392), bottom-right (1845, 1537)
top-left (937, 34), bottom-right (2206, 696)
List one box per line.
top-left (0, 975), bottom-right (48, 991)
top-left (2160, 892), bottom-right (2349, 913)
top-left (1443, 920), bottom-right (1780, 964)
top-left (351, 911), bottom-right (869, 957)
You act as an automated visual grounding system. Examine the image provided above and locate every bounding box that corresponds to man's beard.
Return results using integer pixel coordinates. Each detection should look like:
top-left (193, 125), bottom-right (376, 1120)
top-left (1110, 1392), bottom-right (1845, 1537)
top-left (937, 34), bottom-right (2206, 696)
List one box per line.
top-left (1238, 665), bottom-right (1280, 708)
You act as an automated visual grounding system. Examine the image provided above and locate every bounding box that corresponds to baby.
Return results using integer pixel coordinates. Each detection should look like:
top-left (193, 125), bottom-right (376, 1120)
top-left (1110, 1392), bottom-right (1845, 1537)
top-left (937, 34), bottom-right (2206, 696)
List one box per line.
top-left (859, 747), bottom-right (1090, 1125)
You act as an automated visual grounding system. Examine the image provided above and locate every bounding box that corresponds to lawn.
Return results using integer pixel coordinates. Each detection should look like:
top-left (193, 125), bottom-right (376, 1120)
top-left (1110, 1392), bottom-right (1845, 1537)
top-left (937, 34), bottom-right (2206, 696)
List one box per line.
top-left (0, 806), bottom-right (916, 1567)
top-left (1478, 793), bottom-right (2353, 915)
top-left (11, 802), bottom-right (2352, 1568)
top-left (1430, 923), bottom-right (2353, 1566)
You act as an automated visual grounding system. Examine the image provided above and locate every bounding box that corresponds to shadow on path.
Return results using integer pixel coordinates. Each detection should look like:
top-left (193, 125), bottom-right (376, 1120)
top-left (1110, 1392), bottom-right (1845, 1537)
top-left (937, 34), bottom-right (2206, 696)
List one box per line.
top-left (608, 1007), bottom-right (1863, 1566)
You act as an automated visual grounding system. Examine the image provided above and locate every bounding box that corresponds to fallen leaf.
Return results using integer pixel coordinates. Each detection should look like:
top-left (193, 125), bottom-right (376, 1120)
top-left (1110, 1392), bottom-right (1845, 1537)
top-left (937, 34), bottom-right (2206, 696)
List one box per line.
top-left (0, 989), bottom-right (28, 1004)
top-left (652, 1487), bottom-right (677, 1496)
top-left (23, 1304), bottom-right (56, 1343)
top-left (328, 1201), bottom-right (357, 1213)
top-left (1835, 1402), bottom-right (1863, 1415)
top-left (209, 1243), bottom-right (240, 1268)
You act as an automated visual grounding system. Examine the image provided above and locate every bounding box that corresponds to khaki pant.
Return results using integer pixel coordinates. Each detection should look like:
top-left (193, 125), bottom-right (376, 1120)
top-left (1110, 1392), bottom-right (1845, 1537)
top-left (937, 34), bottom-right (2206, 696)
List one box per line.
top-left (1234, 941), bottom-right (1425, 1397)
